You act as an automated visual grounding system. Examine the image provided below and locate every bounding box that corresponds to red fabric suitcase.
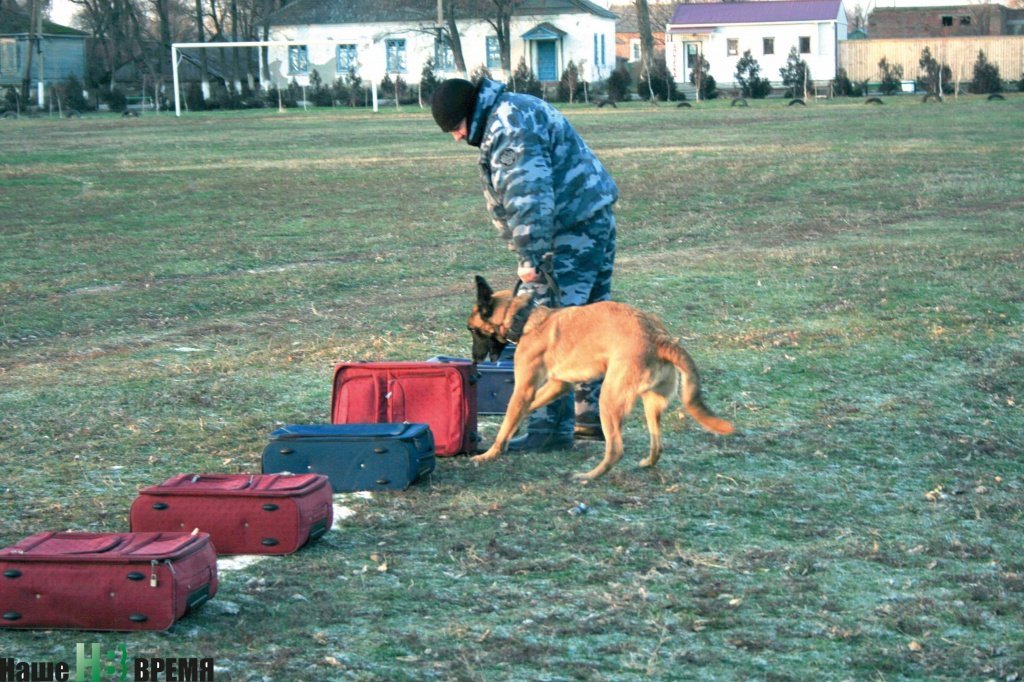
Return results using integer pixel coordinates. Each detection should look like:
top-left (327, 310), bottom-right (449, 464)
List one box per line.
top-left (331, 361), bottom-right (478, 456)
top-left (130, 473), bottom-right (333, 555)
top-left (0, 531), bottom-right (216, 631)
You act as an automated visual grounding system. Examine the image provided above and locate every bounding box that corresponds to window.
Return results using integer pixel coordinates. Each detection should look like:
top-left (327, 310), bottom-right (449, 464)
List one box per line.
top-left (960, 15), bottom-right (971, 25)
top-left (799, 36), bottom-right (811, 53)
top-left (0, 39), bottom-right (18, 76)
top-left (630, 39), bottom-right (641, 62)
top-left (434, 36), bottom-right (455, 71)
top-left (288, 45), bottom-right (308, 75)
top-left (336, 44), bottom-right (357, 76)
top-left (941, 15), bottom-right (953, 26)
top-left (385, 38), bottom-right (406, 73)
top-left (763, 37), bottom-right (774, 55)
top-left (727, 39), bottom-right (739, 56)
top-left (601, 34), bottom-right (606, 66)
top-left (594, 34), bottom-right (599, 65)
top-left (487, 36), bottom-right (501, 69)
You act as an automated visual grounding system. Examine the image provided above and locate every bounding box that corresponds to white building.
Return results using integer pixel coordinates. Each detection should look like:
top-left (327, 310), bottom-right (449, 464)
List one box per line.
top-left (265, 0), bottom-right (618, 89)
top-left (665, 0), bottom-right (848, 90)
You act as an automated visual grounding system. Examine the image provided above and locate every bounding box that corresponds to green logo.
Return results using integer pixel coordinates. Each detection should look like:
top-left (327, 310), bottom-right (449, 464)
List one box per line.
top-left (75, 643), bottom-right (128, 682)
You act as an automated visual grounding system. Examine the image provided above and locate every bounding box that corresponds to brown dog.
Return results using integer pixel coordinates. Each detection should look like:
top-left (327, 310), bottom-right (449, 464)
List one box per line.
top-left (467, 276), bottom-right (734, 480)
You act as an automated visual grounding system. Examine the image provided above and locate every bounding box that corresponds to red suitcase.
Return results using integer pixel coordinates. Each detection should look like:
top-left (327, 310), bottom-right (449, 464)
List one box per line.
top-left (130, 473), bottom-right (333, 555)
top-left (331, 361), bottom-right (478, 456)
top-left (0, 531), bottom-right (216, 631)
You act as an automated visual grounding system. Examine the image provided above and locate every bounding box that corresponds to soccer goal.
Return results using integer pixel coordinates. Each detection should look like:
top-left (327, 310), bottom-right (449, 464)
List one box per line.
top-left (170, 40), bottom-right (388, 117)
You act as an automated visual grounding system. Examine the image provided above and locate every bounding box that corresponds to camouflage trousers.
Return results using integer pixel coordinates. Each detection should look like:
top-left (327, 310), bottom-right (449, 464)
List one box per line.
top-left (516, 205), bottom-right (616, 437)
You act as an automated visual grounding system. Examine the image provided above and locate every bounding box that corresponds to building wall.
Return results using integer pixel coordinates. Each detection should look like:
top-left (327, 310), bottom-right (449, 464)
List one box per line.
top-left (0, 34), bottom-right (85, 87)
top-left (868, 5), bottom-right (1021, 38)
top-left (668, 18), bottom-right (848, 89)
top-left (267, 14), bottom-right (616, 89)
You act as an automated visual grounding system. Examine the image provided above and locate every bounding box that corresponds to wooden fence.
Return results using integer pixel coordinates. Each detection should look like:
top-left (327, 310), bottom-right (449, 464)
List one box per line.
top-left (840, 36), bottom-right (1024, 83)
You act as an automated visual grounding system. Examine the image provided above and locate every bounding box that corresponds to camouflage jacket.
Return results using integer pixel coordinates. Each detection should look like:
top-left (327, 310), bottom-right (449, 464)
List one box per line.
top-left (467, 78), bottom-right (618, 272)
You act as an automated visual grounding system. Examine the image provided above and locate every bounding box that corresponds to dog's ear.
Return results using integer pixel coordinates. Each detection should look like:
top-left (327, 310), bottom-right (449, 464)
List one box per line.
top-left (475, 276), bottom-right (494, 317)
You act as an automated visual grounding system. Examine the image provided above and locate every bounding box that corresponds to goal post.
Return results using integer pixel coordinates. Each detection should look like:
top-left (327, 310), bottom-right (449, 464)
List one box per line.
top-left (170, 40), bottom-right (383, 117)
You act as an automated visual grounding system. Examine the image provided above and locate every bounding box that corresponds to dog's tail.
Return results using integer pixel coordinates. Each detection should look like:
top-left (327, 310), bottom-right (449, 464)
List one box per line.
top-left (656, 340), bottom-right (734, 435)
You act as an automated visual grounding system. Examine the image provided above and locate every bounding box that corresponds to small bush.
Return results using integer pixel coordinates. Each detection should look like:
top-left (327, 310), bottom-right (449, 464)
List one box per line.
top-left (308, 70), bottom-right (334, 106)
top-left (780, 47), bottom-right (811, 99)
top-left (60, 74), bottom-right (90, 111)
top-left (877, 57), bottom-right (904, 95)
top-left (557, 60), bottom-right (587, 103)
top-left (420, 57), bottom-right (441, 102)
top-left (185, 82), bottom-right (205, 111)
top-left (103, 87), bottom-right (127, 112)
top-left (509, 57), bottom-right (542, 98)
top-left (918, 47), bottom-right (953, 95)
top-left (638, 57), bottom-right (677, 101)
top-left (605, 66), bottom-right (631, 102)
top-left (470, 65), bottom-right (492, 85)
top-left (831, 68), bottom-right (858, 97)
top-left (735, 51), bottom-right (772, 98)
top-left (969, 50), bottom-right (1002, 94)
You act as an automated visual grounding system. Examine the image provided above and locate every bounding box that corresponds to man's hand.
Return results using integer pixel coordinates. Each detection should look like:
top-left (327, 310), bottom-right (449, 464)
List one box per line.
top-left (517, 264), bottom-right (540, 283)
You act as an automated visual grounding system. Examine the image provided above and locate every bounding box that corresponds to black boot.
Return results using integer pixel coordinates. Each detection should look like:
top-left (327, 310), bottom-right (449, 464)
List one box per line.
top-left (506, 432), bottom-right (574, 452)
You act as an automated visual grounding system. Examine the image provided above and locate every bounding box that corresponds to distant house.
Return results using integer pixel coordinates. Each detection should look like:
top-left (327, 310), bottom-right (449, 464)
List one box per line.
top-left (0, 6), bottom-right (87, 93)
top-left (610, 3), bottom-right (675, 64)
top-left (665, 0), bottom-right (848, 90)
top-left (867, 4), bottom-right (1024, 38)
top-left (264, 0), bottom-right (617, 89)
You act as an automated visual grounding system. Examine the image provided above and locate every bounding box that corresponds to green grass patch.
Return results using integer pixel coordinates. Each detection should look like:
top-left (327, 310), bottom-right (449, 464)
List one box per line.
top-left (1, 96), bottom-right (1022, 680)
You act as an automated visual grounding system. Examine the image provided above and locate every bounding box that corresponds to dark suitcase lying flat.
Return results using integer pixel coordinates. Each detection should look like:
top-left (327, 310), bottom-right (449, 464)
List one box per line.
top-left (0, 531), bottom-right (217, 631)
top-left (262, 423), bottom-right (435, 493)
top-left (130, 473), bottom-right (333, 555)
top-left (331, 361), bottom-right (478, 455)
top-left (427, 355), bottom-right (515, 415)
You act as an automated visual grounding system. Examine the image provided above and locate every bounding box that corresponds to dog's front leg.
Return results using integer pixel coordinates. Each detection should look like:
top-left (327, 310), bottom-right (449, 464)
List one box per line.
top-left (471, 382), bottom-right (538, 463)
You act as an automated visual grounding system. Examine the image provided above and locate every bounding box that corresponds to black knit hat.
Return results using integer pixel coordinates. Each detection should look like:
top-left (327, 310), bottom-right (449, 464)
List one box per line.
top-left (431, 78), bottom-right (477, 132)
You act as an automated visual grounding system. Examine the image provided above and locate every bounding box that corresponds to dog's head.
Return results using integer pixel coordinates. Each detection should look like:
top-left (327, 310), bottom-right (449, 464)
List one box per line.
top-left (467, 275), bottom-right (528, 362)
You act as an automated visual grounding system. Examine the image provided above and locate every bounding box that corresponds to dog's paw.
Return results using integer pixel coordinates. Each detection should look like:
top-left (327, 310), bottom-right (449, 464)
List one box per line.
top-left (471, 451), bottom-right (500, 464)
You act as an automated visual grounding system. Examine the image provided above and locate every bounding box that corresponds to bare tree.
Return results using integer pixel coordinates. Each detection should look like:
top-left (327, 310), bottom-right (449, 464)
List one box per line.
top-left (634, 0), bottom-right (656, 99)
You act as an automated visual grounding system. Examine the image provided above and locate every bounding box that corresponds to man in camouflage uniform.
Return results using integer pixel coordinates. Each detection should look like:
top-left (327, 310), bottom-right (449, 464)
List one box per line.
top-left (432, 77), bottom-right (619, 452)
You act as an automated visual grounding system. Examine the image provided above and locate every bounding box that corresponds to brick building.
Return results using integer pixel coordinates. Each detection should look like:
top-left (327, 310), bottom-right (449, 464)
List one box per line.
top-left (868, 4), bottom-right (1024, 38)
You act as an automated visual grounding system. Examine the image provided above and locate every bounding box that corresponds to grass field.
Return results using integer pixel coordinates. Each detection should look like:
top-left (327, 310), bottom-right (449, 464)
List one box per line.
top-left (1, 95), bottom-right (1022, 681)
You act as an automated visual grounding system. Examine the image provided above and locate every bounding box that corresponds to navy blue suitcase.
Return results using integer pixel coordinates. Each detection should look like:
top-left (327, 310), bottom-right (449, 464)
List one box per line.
top-left (427, 356), bottom-right (515, 415)
top-left (262, 423), bottom-right (435, 493)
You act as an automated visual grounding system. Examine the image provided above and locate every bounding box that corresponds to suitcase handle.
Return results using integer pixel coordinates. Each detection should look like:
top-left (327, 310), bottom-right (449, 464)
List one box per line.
top-left (152, 502), bottom-right (169, 510)
top-left (3, 569), bottom-right (21, 579)
top-left (373, 447), bottom-right (388, 454)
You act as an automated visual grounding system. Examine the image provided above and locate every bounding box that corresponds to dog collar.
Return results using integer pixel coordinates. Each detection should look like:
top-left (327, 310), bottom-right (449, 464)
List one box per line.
top-left (500, 299), bottom-right (534, 343)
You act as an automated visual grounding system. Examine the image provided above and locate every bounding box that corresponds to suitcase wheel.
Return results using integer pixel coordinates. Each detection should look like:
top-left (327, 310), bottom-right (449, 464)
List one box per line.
top-left (262, 504), bottom-right (279, 512)
top-left (261, 538), bottom-right (279, 547)
top-left (186, 585), bottom-right (211, 611)
top-left (129, 613), bottom-right (149, 623)
top-left (126, 571), bottom-right (147, 581)
top-left (152, 502), bottom-right (169, 510)
top-left (307, 519), bottom-right (329, 542)
top-left (3, 569), bottom-right (21, 579)
top-left (2, 611), bottom-right (21, 621)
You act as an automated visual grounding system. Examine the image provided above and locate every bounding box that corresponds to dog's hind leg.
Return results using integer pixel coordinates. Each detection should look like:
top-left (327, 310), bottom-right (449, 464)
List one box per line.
top-left (638, 391), bottom-right (669, 468)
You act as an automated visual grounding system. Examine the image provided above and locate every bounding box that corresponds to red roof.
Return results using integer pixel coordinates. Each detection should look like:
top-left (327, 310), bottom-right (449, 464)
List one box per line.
top-left (669, 0), bottom-right (843, 26)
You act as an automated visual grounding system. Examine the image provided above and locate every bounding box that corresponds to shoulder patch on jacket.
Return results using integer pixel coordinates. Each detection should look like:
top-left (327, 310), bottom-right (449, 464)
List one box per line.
top-left (498, 149), bottom-right (518, 168)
